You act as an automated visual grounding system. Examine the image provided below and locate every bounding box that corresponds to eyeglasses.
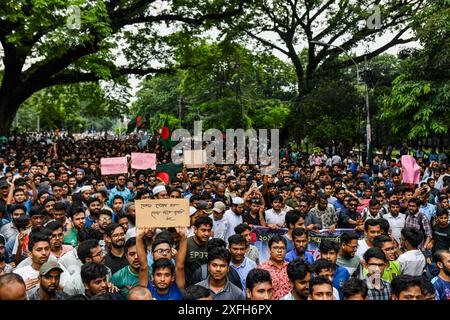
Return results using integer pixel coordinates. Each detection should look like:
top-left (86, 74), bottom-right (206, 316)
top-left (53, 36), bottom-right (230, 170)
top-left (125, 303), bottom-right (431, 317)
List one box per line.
top-left (99, 217), bottom-right (111, 221)
top-left (153, 248), bottom-right (171, 255)
top-left (118, 178), bottom-right (126, 181)
top-left (111, 232), bottom-right (125, 239)
top-left (90, 251), bottom-right (104, 258)
top-left (368, 263), bottom-right (385, 267)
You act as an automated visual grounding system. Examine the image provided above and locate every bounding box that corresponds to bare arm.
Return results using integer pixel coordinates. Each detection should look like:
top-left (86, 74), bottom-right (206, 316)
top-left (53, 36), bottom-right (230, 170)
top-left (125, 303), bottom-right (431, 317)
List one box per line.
top-left (174, 227), bottom-right (188, 293)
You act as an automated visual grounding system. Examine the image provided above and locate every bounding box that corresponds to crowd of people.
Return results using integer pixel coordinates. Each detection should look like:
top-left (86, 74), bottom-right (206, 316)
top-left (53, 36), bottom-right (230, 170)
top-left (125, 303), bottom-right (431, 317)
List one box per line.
top-left (0, 132), bottom-right (449, 301)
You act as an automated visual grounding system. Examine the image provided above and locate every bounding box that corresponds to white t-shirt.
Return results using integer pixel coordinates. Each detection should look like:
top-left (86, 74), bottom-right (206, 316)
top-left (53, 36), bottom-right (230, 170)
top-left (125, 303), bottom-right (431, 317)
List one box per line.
top-left (224, 209), bottom-right (243, 243)
top-left (356, 239), bottom-right (371, 260)
top-left (383, 213), bottom-right (406, 244)
top-left (397, 250), bottom-right (426, 276)
top-left (211, 215), bottom-right (229, 241)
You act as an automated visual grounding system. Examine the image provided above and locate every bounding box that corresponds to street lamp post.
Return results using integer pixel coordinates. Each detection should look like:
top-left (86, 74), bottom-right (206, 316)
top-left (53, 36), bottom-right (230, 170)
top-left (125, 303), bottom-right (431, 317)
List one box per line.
top-left (310, 41), bottom-right (372, 166)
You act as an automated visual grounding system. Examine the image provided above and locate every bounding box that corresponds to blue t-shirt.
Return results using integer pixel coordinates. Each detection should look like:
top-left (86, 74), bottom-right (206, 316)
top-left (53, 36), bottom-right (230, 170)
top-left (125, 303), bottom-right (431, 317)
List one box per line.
top-left (333, 265), bottom-right (350, 299)
top-left (431, 276), bottom-right (450, 300)
top-left (148, 282), bottom-right (182, 300)
top-left (285, 249), bottom-right (315, 265)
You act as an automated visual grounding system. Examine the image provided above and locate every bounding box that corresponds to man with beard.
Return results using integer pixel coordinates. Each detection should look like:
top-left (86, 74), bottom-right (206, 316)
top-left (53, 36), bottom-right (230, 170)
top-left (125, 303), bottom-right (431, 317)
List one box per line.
top-left (104, 223), bottom-right (128, 274)
top-left (195, 247), bottom-right (244, 300)
top-left (224, 197), bottom-right (244, 242)
top-left (29, 261), bottom-right (69, 300)
top-left (339, 197), bottom-right (363, 230)
top-left (431, 249), bottom-right (450, 300)
top-left (14, 232), bottom-right (68, 297)
top-left (63, 206), bottom-right (86, 247)
top-left (85, 197), bottom-right (102, 228)
top-left (111, 237), bottom-right (151, 299)
top-left (0, 234), bottom-right (14, 275)
top-left (0, 204), bottom-right (26, 242)
top-left (185, 216), bottom-right (212, 286)
top-left (337, 232), bottom-right (361, 276)
top-left (285, 228), bottom-right (314, 264)
top-left (97, 210), bottom-right (113, 238)
top-left (308, 194), bottom-right (338, 233)
top-left (280, 259), bottom-right (311, 300)
top-left (46, 221), bottom-right (73, 259)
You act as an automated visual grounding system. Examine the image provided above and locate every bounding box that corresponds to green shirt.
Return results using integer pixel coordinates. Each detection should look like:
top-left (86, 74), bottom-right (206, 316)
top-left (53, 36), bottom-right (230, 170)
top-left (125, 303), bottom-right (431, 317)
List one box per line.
top-left (111, 265), bottom-right (152, 299)
top-left (363, 260), bottom-right (401, 282)
top-left (63, 229), bottom-right (78, 247)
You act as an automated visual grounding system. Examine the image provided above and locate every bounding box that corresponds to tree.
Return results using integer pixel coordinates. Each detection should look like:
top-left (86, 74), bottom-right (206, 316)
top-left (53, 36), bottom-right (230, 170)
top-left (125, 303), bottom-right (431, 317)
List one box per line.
top-left (379, 0), bottom-right (450, 141)
top-left (0, 0), bottom-right (247, 135)
top-left (228, 0), bottom-right (428, 138)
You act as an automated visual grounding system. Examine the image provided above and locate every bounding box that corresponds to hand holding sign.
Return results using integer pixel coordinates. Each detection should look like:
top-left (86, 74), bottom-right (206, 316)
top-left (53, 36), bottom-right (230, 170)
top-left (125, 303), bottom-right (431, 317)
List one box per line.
top-left (131, 153), bottom-right (156, 170)
top-left (136, 199), bottom-right (189, 228)
top-left (100, 157), bottom-right (128, 175)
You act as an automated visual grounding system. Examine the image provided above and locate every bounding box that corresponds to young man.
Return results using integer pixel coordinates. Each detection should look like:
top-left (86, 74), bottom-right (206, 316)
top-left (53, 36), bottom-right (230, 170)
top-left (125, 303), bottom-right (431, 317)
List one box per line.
top-left (245, 269), bottom-right (273, 300)
top-left (356, 219), bottom-right (382, 259)
top-left (371, 235), bottom-right (401, 282)
top-left (432, 208), bottom-right (450, 254)
top-left (103, 223), bottom-right (128, 274)
top-left (210, 201), bottom-right (228, 241)
top-left (309, 276), bottom-right (334, 300)
top-left (338, 197), bottom-right (363, 230)
top-left (234, 224), bottom-right (260, 265)
top-left (81, 262), bottom-right (120, 299)
top-left (195, 247), bottom-right (244, 300)
top-left (107, 174), bottom-right (132, 207)
top-left (383, 200), bottom-right (406, 245)
top-left (342, 278), bottom-right (368, 300)
top-left (147, 258), bottom-right (183, 300)
top-left (85, 197), bottom-right (102, 228)
top-left (265, 195), bottom-right (290, 229)
top-left (391, 274), bottom-right (423, 300)
top-left (256, 235), bottom-right (290, 300)
top-left (283, 210), bottom-right (306, 253)
top-left (285, 228), bottom-right (314, 264)
top-left (46, 221), bottom-right (73, 259)
top-left (313, 259), bottom-right (341, 300)
top-left (320, 240), bottom-right (350, 298)
top-left (431, 249), bottom-right (450, 300)
top-left (183, 285), bottom-right (212, 300)
top-left (63, 206), bottom-right (86, 247)
top-left (13, 232), bottom-right (68, 297)
top-left (228, 234), bottom-right (256, 295)
top-left (337, 232), bottom-right (360, 276)
top-left (185, 216), bottom-right (212, 286)
top-left (404, 198), bottom-right (433, 250)
top-left (397, 227), bottom-right (426, 276)
top-left (224, 197), bottom-right (244, 242)
top-left (362, 248), bottom-right (392, 300)
top-left (29, 261), bottom-right (69, 300)
top-left (308, 194), bottom-right (338, 232)
top-left (280, 259), bottom-right (311, 300)
top-left (0, 204), bottom-right (26, 242)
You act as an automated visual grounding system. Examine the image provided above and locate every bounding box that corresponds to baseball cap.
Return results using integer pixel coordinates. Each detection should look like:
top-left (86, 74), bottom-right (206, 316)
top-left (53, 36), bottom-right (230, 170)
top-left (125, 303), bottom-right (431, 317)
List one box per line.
top-left (189, 206), bottom-right (198, 216)
top-left (0, 180), bottom-right (9, 188)
top-left (231, 197), bottom-right (244, 205)
top-left (39, 261), bottom-right (64, 276)
top-left (212, 201), bottom-right (226, 213)
top-left (79, 185), bottom-right (92, 193)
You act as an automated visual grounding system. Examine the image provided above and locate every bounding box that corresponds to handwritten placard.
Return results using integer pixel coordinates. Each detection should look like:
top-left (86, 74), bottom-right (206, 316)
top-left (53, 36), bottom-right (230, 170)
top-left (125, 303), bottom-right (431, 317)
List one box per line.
top-left (131, 153), bottom-right (156, 170)
top-left (183, 149), bottom-right (206, 168)
top-left (100, 157), bottom-right (128, 175)
top-left (135, 199), bottom-right (189, 228)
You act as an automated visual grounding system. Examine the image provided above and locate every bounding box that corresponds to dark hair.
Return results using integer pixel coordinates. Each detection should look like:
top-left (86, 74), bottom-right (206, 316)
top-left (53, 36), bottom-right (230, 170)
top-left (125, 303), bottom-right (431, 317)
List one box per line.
top-left (364, 218), bottom-right (381, 231)
top-left (268, 234), bottom-right (287, 248)
top-left (292, 227), bottom-right (308, 240)
top-left (207, 247), bottom-right (231, 265)
top-left (391, 275), bottom-right (422, 298)
top-left (234, 223), bottom-right (251, 234)
top-left (28, 232), bottom-right (50, 251)
top-left (114, 212), bottom-right (129, 223)
top-left (69, 206), bottom-right (85, 219)
top-left (368, 199), bottom-right (380, 207)
top-left (152, 258), bottom-right (174, 275)
top-left (0, 273), bottom-right (26, 289)
top-left (77, 239), bottom-right (99, 263)
top-left (104, 223), bottom-right (123, 238)
top-left (287, 259), bottom-right (311, 281)
top-left (313, 259), bottom-right (335, 274)
top-left (112, 195), bottom-right (124, 203)
top-left (433, 249), bottom-right (450, 265)
top-left (45, 220), bottom-right (64, 233)
top-left (285, 210), bottom-right (302, 229)
top-left (408, 198), bottom-right (421, 206)
top-left (436, 207), bottom-right (449, 217)
top-left (320, 239), bottom-right (339, 254)
top-left (401, 227), bottom-right (423, 248)
top-left (340, 232), bottom-right (359, 246)
top-left (81, 262), bottom-right (108, 284)
top-left (377, 218), bottom-right (390, 234)
top-left (420, 277), bottom-right (435, 297)
top-left (86, 197), bottom-right (101, 207)
top-left (53, 202), bottom-right (67, 212)
top-left (77, 227), bottom-right (102, 243)
top-left (310, 276), bottom-right (332, 293)
top-left (183, 285), bottom-right (212, 300)
top-left (207, 238), bottom-right (226, 253)
top-left (194, 216), bottom-right (213, 229)
top-left (342, 278), bottom-right (368, 299)
top-left (98, 209), bottom-right (112, 218)
top-left (228, 234), bottom-right (247, 247)
top-left (29, 205), bottom-right (45, 217)
top-left (246, 269), bottom-right (272, 291)
top-left (124, 237), bottom-right (136, 254)
top-left (373, 235), bottom-right (394, 249)
top-left (152, 237), bottom-right (173, 252)
top-left (389, 200), bottom-right (400, 207)
top-left (271, 195), bottom-right (283, 203)
top-left (363, 247), bottom-right (387, 263)
top-left (11, 204), bottom-right (27, 214)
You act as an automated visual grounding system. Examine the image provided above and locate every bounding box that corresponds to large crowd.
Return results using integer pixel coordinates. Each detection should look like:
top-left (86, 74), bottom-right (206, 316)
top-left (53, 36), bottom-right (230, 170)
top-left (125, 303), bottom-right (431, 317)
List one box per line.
top-left (0, 132), bottom-right (449, 300)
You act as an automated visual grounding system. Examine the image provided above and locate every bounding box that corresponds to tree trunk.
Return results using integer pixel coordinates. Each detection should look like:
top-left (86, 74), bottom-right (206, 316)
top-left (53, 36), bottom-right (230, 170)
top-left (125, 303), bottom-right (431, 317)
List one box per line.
top-left (0, 94), bottom-right (22, 136)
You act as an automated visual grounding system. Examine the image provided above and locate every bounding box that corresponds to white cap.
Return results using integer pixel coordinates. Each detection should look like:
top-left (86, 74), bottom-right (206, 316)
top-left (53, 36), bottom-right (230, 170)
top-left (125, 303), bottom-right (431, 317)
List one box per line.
top-left (189, 206), bottom-right (198, 216)
top-left (79, 185), bottom-right (92, 193)
top-left (152, 185), bottom-right (166, 195)
top-left (231, 197), bottom-right (244, 205)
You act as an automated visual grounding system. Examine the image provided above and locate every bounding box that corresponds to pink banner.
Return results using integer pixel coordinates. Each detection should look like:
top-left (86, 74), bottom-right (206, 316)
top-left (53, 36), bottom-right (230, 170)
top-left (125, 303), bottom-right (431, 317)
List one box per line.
top-left (100, 157), bottom-right (128, 175)
top-left (401, 155), bottom-right (421, 184)
top-left (131, 153), bottom-right (156, 170)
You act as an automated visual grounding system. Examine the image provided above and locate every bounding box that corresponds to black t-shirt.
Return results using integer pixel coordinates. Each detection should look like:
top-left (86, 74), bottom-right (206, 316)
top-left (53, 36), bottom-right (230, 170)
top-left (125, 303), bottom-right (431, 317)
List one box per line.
top-left (104, 252), bottom-right (128, 275)
top-left (433, 224), bottom-right (450, 253)
top-left (185, 237), bottom-right (208, 286)
top-left (242, 210), bottom-right (261, 226)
